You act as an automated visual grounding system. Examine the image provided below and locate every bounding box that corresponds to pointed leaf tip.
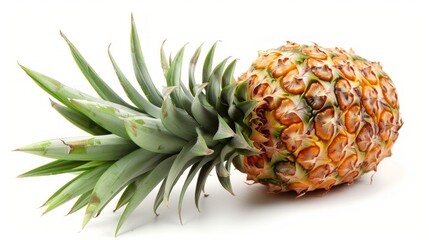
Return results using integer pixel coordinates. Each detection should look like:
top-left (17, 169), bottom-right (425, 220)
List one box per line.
top-left (49, 98), bottom-right (56, 107)
top-left (82, 195), bottom-right (100, 229)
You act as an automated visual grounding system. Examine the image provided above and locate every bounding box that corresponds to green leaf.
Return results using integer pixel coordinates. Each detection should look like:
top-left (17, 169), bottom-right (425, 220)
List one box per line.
top-left (235, 79), bottom-right (249, 101)
top-left (50, 99), bottom-right (109, 135)
top-left (217, 83), bottom-right (237, 117)
top-left (160, 40), bottom-right (170, 78)
top-left (116, 155), bottom-right (176, 236)
top-left (206, 57), bottom-right (229, 106)
top-left (236, 100), bottom-right (258, 119)
top-left (114, 177), bottom-right (142, 212)
top-left (215, 145), bottom-right (235, 195)
top-left (108, 46), bottom-right (161, 118)
top-left (222, 59), bottom-right (237, 88)
top-left (232, 154), bottom-right (245, 173)
top-left (44, 163), bottom-right (111, 214)
top-left (19, 65), bottom-right (99, 112)
top-left (70, 99), bottom-right (144, 139)
top-left (68, 191), bottom-right (92, 214)
top-left (16, 135), bottom-right (138, 161)
top-left (192, 128), bottom-right (214, 156)
top-left (189, 43), bottom-right (203, 95)
top-left (220, 83), bottom-right (237, 107)
top-left (178, 146), bottom-right (220, 223)
top-left (215, 162), bottom-right (234, 195)
top-left (191, 88), bottom-right (218, 132)
top-left (225, 152), bottom-right (239, 173)
top-left (202, 42), bottom-right (218, 83)
top-left (161, 94), bottom-right (198, 140)
top-left (18, 160), bottom-right (87, 178)
top-left (163, 134), bottom-right (213, 204)
top-left (130, 15), bottom-right (163, 107)
top-left (125, 116), bottom-right (187, 153)
top-left (73, 160), bottom-right (107, 170)
top-left (82, 149), bottom-right (164, 228)
top-left (60, 32), bottom-right (132, 108)
top-left (229, 124), bottom-right (260, 154)
top-left (166, 45), bottom-right (193, 112)
top-left (213, 115), bottom-right (235, 141)
top-left (153, 179), bottom-right (166, 215)
top-left (195, 160), bottom-right (215, 211)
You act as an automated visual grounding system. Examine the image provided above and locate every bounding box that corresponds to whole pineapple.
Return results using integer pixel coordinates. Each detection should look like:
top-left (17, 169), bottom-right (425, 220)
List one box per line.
top-left (16, 17), bottom-right (402, 234)
top-left (238, 42), bottom-right (402, 194)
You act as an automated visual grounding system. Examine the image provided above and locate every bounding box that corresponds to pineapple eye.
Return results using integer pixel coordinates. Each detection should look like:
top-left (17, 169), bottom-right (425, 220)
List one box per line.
top-left (296, 145), bottom-right (320, 170)
top-left (282, 69), bottom-right (305, 95)
top-left (314, 107), bottom-right (336, 141)
top-left (304, 81), bottom-right (327, 110)
top-left (334, 79), bottom-right (354, 110)
top-left (308, 58), bottom-right (333, 81)
top-left (361, 85), bottom-right (380, 117)
top-left (275, 161), bottom-right (296, 179)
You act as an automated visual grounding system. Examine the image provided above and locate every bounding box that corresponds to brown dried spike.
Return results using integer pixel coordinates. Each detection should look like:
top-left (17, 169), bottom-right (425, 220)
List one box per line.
top-left (288, 182), bottom-right (309, 195)
top-left (280, 122), bottom-right (304, 152)
top-left (245, 155), bottom-right (265, 169)
top-left (361, 86), bottom-right (379, 117)
top-left (303, 46), bottom-right (328, 60)
top-left (362, 145), bottom-right (382, 172)
top-left (338, 154), bottom-right (357, 177)
top-left (335, 79), bottom-right (354, 110)
top-left (279, 41), bottom-right (301, 51)
top-left (308, 164), bottom-right (331, 184)
top-left (282, 69), bottom-right (305, 95)
top-left (243, 154), bottom-right (266, 180)
top-left (308, 58), bottom-right (333, 81)
top-left (333, 57), bottom-right (356, 81)
top-left (296, 145), bottom-right (320, 170)
top-left (380, 77), bottom-right (399, 108)
top-left (328, 134), bottom-right (348, 163)
top-left (253, 52), bottom-right (281, 69)
top-left (341, 170), bottom-right (360, 184)
top-left (304, 82), bottom-right (327, 110)
top-left (355, 60), bottom-right (378, 85)
top-left (340, 62), bottom-right (356, 80)
top-left (275, 98), bottom-right (303, 126)
top-left (356, 123), bottom-right (373, 152)
top-left (314, 107), bottom-right (336, 141)
top-left (269, 58), bottom-right (296, 78)
top-left (379, 109), bottom-right (395, 142)
top-left (330, 48), bottom-right (348, 58)
top-left (318, 178), bottom-right (337, 191)
top-left (361, 67), bottom-right (378, 85)
top-left (344, 105), bottom-right (361, 133)
top-left (252, 82), bottom-right (270, 98)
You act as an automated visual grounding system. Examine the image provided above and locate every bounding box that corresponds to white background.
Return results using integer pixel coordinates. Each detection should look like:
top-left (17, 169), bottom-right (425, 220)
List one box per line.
top-left (2, 0), bottom-right (428, 239)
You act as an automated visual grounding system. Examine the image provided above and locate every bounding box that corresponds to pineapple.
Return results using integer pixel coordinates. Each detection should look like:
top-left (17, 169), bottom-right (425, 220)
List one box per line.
top-left (238, 42), bottom-right (402, 194)
top-left (16, 17), bottom-right (402, 234)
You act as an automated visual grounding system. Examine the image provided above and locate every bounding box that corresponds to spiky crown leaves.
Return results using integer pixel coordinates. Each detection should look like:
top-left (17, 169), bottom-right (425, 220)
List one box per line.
top-left (17, 16), bottom-right (258, 235)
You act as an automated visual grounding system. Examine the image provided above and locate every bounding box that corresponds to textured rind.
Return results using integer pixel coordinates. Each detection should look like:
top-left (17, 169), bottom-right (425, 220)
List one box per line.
top-left (239, 42), bottom-right (402, 194)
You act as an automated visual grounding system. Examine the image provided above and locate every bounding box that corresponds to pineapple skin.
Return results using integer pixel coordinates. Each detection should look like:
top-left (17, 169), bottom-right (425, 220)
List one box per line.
top-left (238, 42), bottom-right (402, 194)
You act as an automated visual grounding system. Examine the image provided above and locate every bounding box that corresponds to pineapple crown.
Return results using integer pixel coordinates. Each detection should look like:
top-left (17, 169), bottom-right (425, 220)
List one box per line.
top-left (17, 15), bottom-right (258, 235)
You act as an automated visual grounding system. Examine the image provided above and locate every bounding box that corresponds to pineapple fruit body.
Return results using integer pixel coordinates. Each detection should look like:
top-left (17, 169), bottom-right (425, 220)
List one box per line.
top-left (238, 42), bottom-right (402, 194)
